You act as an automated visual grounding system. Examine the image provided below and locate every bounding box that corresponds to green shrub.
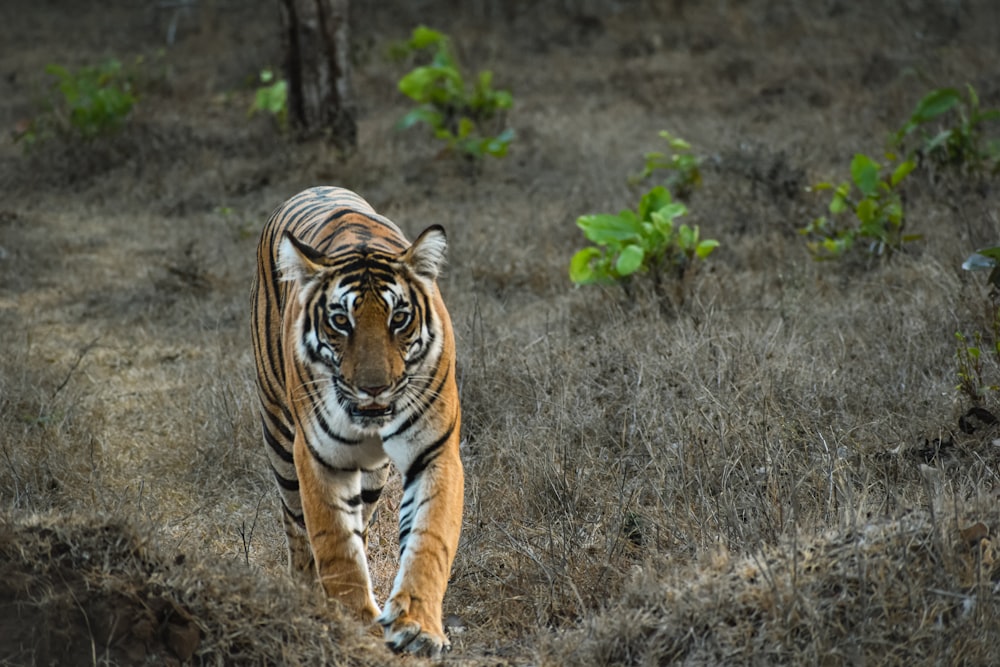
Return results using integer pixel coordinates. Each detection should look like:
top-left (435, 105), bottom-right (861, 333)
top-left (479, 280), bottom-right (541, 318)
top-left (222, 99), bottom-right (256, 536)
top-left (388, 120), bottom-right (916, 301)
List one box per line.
top-left (955, 330), bottom-right (999, 402)
top-left (51, 60), bottom-right (136, 138)
top-left (891, 84), bottom-right (1000, 173)
top-left (19, 59), bottom-right (137, 144)
top-left (393, 26), bottom-right (514, 161)
top-left (957, 247), bottom-right (1000, 402)
top-left (569, 186), bottom-right (718, 286)
top-left (629, 130), bottom-right (702, 200)
top-left (248, 69), bottom-right (288, 132)
top-left (801, 153), bottom-right (919, 260)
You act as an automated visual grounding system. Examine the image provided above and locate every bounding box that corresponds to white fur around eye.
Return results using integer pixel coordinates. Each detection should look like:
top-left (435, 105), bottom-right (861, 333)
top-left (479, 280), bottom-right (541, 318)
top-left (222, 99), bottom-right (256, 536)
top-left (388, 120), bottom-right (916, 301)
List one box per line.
top-left (390, 308), bottom-right (411, 331)
top-left (329, 310), bottom-right (352, 334)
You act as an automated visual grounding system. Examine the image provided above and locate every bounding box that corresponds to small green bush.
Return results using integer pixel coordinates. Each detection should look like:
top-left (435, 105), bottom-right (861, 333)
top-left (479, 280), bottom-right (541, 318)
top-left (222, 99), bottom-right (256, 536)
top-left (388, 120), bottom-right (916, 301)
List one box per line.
top-left (393, 26), bottom-right (514, 161)
top-left (801, 153), bottom-right (919, 260)
top-left (955, 330), bottom-right (999, 402)
top-left (569, 186), bottom-right (718, 286)
top-left (891, 84), bottom-right (1000, 173)
top-left (248, 68), bottom-right (288, 132)
top-left (957, 247), bottom-right (1000, 402)
top-left (26, 59), bottom-right (137, 142)
top-left (629, 130), bottom-right (702, 200)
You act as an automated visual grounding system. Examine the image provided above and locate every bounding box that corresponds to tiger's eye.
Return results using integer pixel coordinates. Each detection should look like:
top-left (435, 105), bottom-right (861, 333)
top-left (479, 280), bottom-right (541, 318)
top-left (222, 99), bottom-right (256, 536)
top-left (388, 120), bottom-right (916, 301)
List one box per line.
top-left (390, 310), bottom-right (412, 331)
top-left (331, 313), bottom-right (350, 331)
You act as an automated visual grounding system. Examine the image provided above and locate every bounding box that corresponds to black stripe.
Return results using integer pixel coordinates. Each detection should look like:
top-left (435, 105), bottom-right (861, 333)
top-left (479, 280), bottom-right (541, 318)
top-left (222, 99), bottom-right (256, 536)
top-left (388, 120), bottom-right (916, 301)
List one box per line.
top-left (333, 221), bottom-right (374, 239)
top-left (288, 202), bottom-right (333, 241)
top-left (253, 271), bottom-right (285, 403)
top-left (302, 438), bottom-right (369, 473)
top-left (273, 468), bottom-right (299, 491)
top-left (304, 438), bottom-right (339, 472)
top-left (324, 208), bottom-right (356, 223)
top-left (361, 487), bottom-right (384, 504)
top-left (333, 257), bottom-right (396, 279)
top-left (398, 497), bottom-right (442, 558)
top-left (407, 333), bottom-right (434, 369)
top-left (400, 287), bottom-right (434, 369)
top-left (342, 268), bottom-right (398, 288)
top-left (313, 210), bottom-right (406, 241)
top-left (276, 411), bottom-right (294, 442)
top-left (304, 301), bottom-right (326, 366)
top-left (282, 503), bottom-right (306, 528)
top-left (387, 364), bottom-right (450, 439)
top-left (312, 407), bottom-right (362, 445)
top-left (262, 418), bottom-right (294, 463)
top-left (404, 418), bottom-right (456, 489)
top-left (345, 494), bottom-right (362, 507)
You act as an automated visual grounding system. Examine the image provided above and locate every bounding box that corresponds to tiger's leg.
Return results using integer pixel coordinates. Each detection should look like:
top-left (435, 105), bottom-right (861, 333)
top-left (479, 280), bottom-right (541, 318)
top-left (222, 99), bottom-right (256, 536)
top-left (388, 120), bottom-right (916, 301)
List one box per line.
top-left (294, 435), bottom-right (380, 621)
top-left (282, 508), bottom-right (315, 579)
top-left (360, 461), bottom-right (391, 550)
top-left (259, 413), bottom-right (316, 582)
top-left (378, 428), bottom-right (464, 656)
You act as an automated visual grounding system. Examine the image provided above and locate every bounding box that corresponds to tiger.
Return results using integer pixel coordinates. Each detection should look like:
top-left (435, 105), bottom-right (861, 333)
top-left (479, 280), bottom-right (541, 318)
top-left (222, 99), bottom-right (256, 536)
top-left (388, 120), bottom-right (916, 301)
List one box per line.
top-left (250, 186), bottom-right (464, 656)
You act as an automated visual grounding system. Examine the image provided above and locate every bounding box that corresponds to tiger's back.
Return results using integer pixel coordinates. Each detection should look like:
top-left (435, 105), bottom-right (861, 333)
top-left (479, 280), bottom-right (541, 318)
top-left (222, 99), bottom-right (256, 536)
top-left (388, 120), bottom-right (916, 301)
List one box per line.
top-left (250, 186), bottom-right (463, 657)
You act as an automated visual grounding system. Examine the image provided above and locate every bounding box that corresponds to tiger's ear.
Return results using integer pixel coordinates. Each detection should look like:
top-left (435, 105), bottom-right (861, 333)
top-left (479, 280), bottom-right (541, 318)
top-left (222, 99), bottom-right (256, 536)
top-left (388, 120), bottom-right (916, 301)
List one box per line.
top-left (277, 232), bottom-right (326, 283)
top-left (403, 225), bottom-right (448, 281)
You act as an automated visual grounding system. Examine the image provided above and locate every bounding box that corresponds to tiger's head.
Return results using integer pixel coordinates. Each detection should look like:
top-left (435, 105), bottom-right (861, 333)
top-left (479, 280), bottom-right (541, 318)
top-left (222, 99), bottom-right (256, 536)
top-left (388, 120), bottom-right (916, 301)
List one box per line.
top-left (277, 225), bottom-right (448, 432)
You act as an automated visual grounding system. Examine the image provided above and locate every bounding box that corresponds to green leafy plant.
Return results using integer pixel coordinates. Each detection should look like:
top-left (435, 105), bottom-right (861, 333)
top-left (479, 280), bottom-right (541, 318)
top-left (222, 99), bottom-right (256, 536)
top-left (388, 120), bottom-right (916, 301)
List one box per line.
top-left (19, 59), bottom-right (137, 144)
top-left (569, 186), bottom-right (718, 286)
top-left (891, 84), bottom-right (1000, 173)
top-left (955, 248), bottom-right (1000, 402)
top-left (955, 331), bottom-right (998, 402)
top-left (629, 130), bottom-right (702, 200)
top-left (801, 153), bottom-right (919, 260)
top-left (249, 68), bottom-right (288, 132)
top-left (393, 26), bottom-right (514, 161)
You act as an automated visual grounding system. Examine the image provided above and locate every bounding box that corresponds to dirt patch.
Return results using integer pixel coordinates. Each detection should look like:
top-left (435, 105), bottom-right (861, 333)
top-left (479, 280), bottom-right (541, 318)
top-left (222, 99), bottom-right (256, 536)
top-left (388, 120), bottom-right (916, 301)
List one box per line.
top-left (0, 519), bottom-right (200, 665)
top-left (0, 513), bottom-right (393, 666)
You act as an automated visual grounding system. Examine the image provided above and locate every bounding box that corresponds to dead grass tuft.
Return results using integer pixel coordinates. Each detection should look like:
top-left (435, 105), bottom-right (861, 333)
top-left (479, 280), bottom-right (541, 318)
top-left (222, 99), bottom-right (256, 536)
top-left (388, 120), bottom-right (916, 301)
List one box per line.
top-left (538, 497), bottom-right (1000, 666)
top-left (0, 511), bottom-right (394, 666)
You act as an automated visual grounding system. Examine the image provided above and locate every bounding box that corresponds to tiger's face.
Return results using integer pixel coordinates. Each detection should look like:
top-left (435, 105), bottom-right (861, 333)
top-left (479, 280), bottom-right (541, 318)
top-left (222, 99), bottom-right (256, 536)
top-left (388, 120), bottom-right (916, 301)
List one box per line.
top-left (318, 273), bottom-right (429, 427)
top-left (278, 226), bottom-right (447, 432)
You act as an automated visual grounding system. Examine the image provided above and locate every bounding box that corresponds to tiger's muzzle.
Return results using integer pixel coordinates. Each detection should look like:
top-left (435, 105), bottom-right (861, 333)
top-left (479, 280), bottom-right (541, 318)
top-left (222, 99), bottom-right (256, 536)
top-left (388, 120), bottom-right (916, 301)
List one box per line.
top-left (344, 379), bottom-right (406, 425)
top-left (350, 402), bottom-right (394, 419)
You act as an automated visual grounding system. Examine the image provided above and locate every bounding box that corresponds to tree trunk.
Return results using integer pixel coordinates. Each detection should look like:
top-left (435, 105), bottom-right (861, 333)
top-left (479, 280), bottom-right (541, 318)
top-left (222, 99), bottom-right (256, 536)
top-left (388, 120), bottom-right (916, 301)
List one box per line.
top-left (280, 0), bottom-right (356, 148)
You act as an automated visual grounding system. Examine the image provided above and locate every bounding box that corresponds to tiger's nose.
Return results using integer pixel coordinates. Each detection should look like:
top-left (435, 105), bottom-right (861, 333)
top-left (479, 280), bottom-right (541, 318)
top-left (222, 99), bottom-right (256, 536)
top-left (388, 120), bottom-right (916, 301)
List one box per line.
top-left (360, 384), bottom-right (390, 398)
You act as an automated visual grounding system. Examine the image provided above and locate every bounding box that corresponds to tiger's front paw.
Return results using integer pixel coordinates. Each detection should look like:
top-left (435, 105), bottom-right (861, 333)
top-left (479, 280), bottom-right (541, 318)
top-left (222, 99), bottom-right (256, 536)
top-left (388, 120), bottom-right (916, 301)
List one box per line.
top-left (376, 593), bottom-right (450, 657)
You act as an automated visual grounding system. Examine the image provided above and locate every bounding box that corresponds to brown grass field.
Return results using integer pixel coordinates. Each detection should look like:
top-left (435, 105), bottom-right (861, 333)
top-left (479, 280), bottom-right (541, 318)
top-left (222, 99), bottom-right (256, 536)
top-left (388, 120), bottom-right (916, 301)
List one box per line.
top-left (2, 1), bottom-right (999, 664)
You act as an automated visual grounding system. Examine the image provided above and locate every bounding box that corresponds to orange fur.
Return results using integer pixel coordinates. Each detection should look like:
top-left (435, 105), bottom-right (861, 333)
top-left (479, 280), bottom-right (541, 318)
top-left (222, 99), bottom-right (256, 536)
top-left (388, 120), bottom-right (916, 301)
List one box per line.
top-left (251, 187), bottom-right (463, 656)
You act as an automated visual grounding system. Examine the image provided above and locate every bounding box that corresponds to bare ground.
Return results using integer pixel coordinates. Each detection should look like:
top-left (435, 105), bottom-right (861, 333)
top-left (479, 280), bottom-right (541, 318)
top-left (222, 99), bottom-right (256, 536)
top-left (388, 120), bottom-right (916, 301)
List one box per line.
top-left (1, 1), bottom-right (999, 665)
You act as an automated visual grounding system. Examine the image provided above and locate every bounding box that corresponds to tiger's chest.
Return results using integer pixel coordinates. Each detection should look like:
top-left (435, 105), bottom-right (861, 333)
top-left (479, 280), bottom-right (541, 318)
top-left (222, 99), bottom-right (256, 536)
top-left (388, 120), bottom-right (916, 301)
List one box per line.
top-left (303, 417), bottom-right (389, 471)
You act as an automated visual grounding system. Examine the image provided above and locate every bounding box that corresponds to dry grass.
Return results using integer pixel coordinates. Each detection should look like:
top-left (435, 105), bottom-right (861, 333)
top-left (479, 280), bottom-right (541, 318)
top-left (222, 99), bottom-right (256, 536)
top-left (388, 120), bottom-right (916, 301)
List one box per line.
top-left (2, 0), bottom-right (1000, 664)
top-left (0, 511), bottom-right (394, 666)
top-left (538, 496), bottom-right (1000, 666)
